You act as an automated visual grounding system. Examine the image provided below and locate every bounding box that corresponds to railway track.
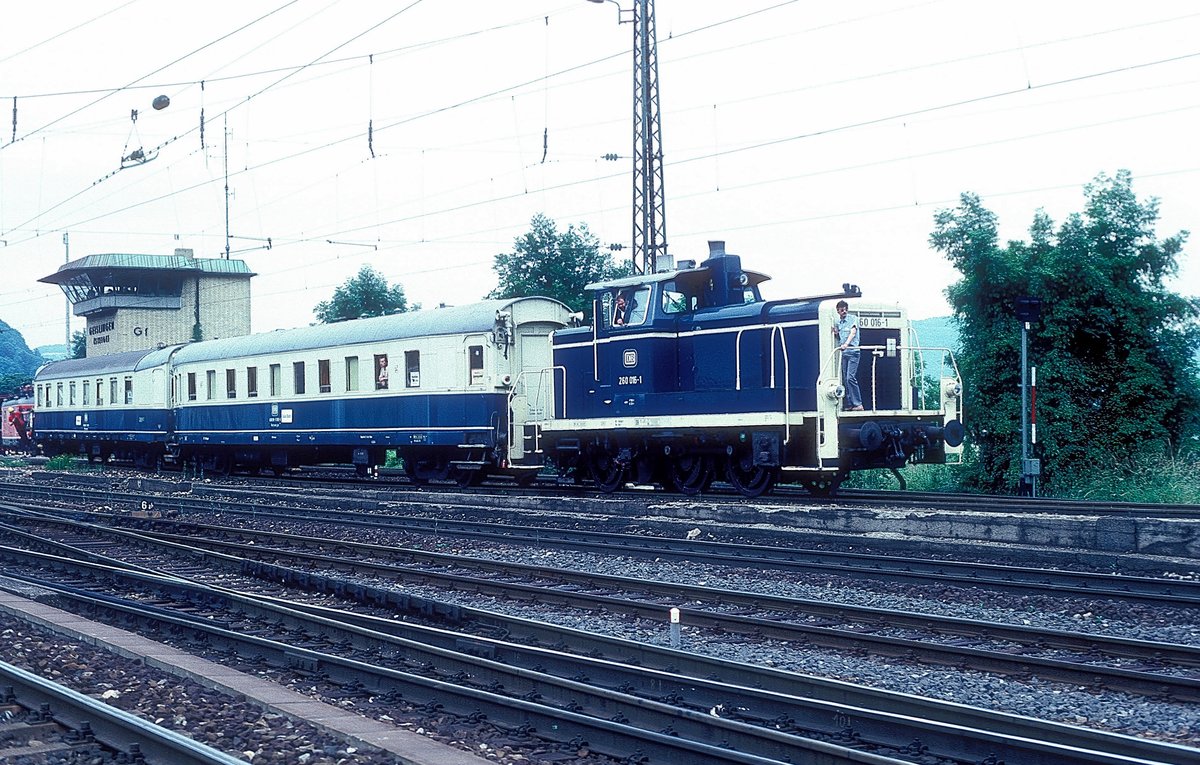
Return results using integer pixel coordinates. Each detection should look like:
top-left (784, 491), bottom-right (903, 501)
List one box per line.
top-left (0, 658), bottom-right (245, 765)
top-left (0, 536), bottom-right (1193, 765)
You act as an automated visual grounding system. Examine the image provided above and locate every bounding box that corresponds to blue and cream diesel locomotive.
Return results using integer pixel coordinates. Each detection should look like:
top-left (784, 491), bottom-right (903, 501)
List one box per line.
top-left (33, 242), bottom-right (963, 496)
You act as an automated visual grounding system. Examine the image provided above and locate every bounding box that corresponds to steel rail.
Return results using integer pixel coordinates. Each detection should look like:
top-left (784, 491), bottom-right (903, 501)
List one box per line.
top-left (0, 659), bottom-right (247, 765)
top-left (5, 508), bottom-right (1199, 703)
top-left (2, 560), bottom-right (1194, 765)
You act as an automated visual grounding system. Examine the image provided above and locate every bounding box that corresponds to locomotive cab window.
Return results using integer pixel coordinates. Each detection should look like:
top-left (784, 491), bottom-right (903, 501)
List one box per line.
top-left (605, 286), bottom-right (652, 328)
top-left (468, 345), bottom-right (484, 385)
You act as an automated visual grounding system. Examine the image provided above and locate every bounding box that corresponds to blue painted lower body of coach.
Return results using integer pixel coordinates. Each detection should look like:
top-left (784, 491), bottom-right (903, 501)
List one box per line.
top-left (35, 407), bottom-right (172, 467)
top-left (173, 391), bottom-right (509, 481)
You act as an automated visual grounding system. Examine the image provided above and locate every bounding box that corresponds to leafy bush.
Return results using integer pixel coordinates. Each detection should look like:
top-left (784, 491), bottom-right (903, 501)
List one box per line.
top-left (45, 454), bottom-right (85, 472)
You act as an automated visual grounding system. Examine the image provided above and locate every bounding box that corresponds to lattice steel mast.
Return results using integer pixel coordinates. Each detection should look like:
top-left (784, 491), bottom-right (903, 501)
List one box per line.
top-left (590, 0), bottom-right (670, 274)
top-left (632, 0), bottom-right (669, 274)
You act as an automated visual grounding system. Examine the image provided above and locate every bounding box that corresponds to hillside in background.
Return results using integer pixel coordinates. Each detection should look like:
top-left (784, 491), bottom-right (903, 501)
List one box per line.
top-left (911, 316), bottom-right (959, 354)
top-left (0, 321), bottom-right (43, 376)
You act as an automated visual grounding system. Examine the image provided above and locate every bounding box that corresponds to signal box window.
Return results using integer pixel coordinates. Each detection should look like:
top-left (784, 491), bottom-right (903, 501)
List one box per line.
top-left (374, 354), bottom-right (389, 390)
top-left (318, 359), bottom-right (332, 394)
top-left (405, 351), bottom-right (420, 388)
top-left (269, 364), bottom-right (281, 397)
top-left (293, 362), bottom-right (306, 395)
top-left (226, 369), bottom-right (237, 399)
top-left (345, 356), bottom-right (359, 392)
top-left (125, 377), bottom-right (133, 404)
top-left (187, 373), bottom-right (197, 401)
top-left (247, 367), bottom-right (258, 398)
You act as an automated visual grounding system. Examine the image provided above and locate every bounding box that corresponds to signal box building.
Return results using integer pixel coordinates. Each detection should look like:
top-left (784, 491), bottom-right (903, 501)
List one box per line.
top-left (40, 249), bottom-right (255, 357)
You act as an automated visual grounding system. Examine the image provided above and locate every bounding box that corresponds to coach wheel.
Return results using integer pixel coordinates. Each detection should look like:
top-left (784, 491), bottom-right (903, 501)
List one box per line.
top-left (455, 467), bottom-right (485, 488)
top-left (725, 456), bottom-right (777, 498)
top-left (670, 455), bottom-right (712, 496)
top-left (207, 454), bottom-right (232, 477)
top-left (591, 453), bottom-right (626, 494)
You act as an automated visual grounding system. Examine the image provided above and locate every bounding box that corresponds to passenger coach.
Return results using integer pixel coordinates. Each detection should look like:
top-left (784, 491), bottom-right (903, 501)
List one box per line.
top-left (169, 297), bottom-right (569, 480)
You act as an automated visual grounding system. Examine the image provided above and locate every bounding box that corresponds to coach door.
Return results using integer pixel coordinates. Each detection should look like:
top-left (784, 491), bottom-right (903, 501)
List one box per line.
top-left (508, 329), bottom-right (555, 463)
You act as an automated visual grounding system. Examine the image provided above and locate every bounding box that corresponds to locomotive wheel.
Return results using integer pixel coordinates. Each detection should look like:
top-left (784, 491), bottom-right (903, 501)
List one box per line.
top-left (670, 455), bottom-right (712, 496)
top-left (725, 457), bottom-right (776, 498)
top-left (801, 475), bottom-right (842, 497)
top-left (591, 453), bottom-right (626, 493)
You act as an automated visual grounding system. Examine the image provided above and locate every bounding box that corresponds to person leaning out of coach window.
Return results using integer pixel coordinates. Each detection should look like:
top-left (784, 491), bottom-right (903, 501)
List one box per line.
top-left (833, 299), bottom-right (864, 411)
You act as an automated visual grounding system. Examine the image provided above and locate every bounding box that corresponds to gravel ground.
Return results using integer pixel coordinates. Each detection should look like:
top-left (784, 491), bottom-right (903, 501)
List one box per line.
top-left (246, 519), bottom-right (1199, 747)
top-left (1, 619), bottom-right (622, 765)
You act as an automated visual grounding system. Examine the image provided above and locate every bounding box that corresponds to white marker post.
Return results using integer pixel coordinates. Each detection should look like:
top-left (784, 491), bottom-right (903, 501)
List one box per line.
top-left (669, 607), bottom-right (681, 648)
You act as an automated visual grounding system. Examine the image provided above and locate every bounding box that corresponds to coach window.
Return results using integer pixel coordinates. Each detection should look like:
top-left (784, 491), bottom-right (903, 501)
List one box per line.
top-left (344, 356), bottom-right (359, 392)
top-left (468, 345), bottom-right (484, 385)
top-left (69, 381), bottom-right (77, 406)
top-left (206, 370), bottom-right (216, 401)
top-left (124, 377), bottom-right (133, 404)
top-left (187, 373), bottom-right (197, 401)
top-left (293, 361), bottom-right (306, 395)
top-left (226, 369), bottom-right (237, 399)
top-left (318, 359), bottom-right (332, 394)
top-left (247, 367), bottom-right (258, 398)
top-left (95, 380), bottom-right (103, 406)
top-left (269, 364), bottom-right (281, 397)
top-left (109, 378), bottom-right (118, 406)
top-left (56, 383), bottom-right (63, 406)
top-left (374, 354), bottom-right (389, 390)
top-left (405, 350), bottom-right (420, 388)
top-left (83, 382), bottom-right (90, 406)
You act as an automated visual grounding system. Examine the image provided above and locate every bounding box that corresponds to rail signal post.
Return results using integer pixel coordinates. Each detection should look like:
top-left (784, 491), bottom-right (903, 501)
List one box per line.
top-left (1015, 296), bottom-right (1042, 496)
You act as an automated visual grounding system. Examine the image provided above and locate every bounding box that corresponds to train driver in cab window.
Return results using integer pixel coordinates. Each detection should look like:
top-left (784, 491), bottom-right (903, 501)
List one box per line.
top-left (613, 292), bottom-right (629, 326)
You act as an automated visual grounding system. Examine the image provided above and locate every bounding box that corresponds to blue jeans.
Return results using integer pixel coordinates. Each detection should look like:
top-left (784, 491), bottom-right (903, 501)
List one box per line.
top-left (841, 350), bottom-right (862, 408)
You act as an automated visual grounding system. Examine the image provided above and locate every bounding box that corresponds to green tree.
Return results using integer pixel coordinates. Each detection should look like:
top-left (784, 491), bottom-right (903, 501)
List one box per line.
top-left (71, 330), bottom-right (87, 359)
top-left (930, 171), bottom-right (1200, 494)
top-left (314, 265), bottom-right (411, 323)
top-left (489, 213), bottom-right (634, 315)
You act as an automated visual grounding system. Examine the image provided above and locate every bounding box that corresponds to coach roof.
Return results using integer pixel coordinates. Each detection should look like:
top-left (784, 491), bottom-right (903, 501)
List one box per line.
top-left (36, 348), bottom-right (161, 380)
top-left (171, 297), bottom-right (568, 365)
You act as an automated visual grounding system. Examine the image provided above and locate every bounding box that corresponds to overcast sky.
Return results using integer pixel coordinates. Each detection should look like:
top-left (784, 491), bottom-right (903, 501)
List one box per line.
top-left (2, 0), bottom-right (1197, 349)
